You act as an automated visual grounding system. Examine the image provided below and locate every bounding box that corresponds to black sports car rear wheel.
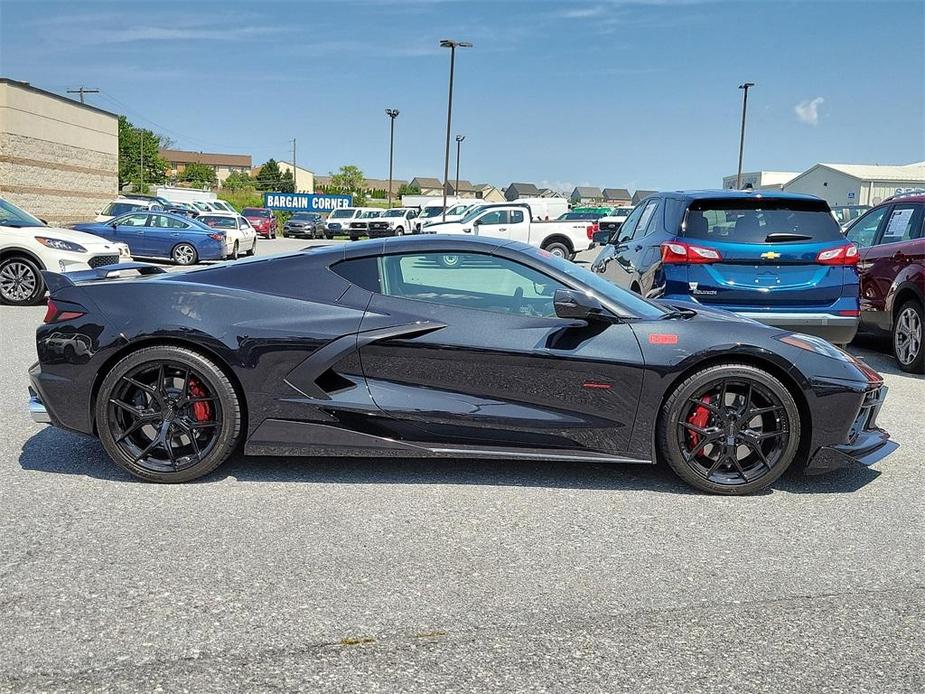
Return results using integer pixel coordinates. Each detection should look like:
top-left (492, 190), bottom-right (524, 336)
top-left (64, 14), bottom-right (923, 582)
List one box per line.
top-left (95, 346), bottom-right (241, 482)
top-left (658, 364), bottom-right (800, 495)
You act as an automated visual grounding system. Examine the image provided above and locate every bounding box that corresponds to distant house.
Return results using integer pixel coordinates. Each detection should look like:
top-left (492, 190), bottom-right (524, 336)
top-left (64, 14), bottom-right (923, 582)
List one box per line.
top-left (444, 179), bottom-right (479, 198)
top-left (538, 188), bottom-right (565, 199)
top-left (504, 182), bottom-right (541, 201)
top-left (602, 188), bottom-right (631, 205)
top-left (570, 186), bottom-right (604, 204)
top-left (163, 148), bottom-right (252, 185)
top-left (362, 177), bottom-right (408, 197)
top-left (474, 183), bottom-right (505, 202)
top-left (410, 177), bottom-right (444, 196)
top-left (632, 190), bottom-right (657, 204)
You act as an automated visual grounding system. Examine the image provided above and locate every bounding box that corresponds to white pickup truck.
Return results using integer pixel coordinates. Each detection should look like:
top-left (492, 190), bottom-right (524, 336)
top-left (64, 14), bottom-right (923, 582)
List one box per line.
top-left (423, 203), bottom-right (596, 259)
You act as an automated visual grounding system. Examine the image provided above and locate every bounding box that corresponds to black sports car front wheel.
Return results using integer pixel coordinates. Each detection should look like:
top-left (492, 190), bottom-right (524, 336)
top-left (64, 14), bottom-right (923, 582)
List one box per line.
top-left (658, 363), bottom-right (801, 495)
top-left (95, 346), bottom-right (242, 482)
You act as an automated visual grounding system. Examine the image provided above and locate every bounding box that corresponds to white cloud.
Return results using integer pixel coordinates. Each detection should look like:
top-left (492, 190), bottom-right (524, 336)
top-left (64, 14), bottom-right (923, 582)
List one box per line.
top-left (558, 6), bottom-right (607, 19)
top-left (794, 97), bottom-right (825, 126)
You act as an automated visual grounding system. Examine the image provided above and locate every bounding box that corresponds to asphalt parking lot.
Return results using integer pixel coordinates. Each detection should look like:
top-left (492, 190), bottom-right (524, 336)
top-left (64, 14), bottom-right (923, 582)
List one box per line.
top-left (0, 245), bottom-right (922, 693)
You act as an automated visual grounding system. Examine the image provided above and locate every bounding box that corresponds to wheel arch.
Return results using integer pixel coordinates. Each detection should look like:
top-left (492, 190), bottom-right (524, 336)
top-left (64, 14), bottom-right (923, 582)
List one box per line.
top-left (891, 280), bottom-right (923, 325)
top-left (655, 351), bottom-right (813, 467)
top-left (540, 234), bottom-right (574, 253)
top-left (0, 247), bottom-right (47, 270)
top-left (89, 337), bottom-right (248, 439)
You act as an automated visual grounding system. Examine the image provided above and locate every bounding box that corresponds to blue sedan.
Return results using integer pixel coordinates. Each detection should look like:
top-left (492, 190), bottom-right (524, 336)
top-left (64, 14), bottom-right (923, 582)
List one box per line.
top-left (72, 211), bottom-right (226, 265)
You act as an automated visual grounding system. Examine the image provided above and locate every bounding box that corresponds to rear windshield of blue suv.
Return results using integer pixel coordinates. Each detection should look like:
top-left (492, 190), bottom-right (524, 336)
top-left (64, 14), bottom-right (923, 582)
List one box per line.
top-left (682, 199), bottom-right (842, 243)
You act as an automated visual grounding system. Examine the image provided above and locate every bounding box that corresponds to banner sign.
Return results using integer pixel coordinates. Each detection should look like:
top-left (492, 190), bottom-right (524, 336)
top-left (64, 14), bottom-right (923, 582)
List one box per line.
top-left (263, 192), bottom-right (353, 212)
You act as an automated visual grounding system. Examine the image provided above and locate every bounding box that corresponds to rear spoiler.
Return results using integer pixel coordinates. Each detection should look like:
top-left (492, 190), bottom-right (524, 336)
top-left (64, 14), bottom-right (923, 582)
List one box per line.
top-left (42, 262), bottom-right (167, 293)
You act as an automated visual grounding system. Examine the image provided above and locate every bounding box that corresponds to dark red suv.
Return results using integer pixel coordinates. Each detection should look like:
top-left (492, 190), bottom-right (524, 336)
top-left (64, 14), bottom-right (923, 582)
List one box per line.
top-left (845, 192), bottom-right (924, 372)
top-left (241, 207), bottom-right (278, 239)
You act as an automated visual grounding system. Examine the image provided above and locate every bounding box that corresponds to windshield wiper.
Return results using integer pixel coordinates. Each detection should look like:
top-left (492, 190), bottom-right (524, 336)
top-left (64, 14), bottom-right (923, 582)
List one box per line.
top-left (764, 232), bottom-right (813, 242)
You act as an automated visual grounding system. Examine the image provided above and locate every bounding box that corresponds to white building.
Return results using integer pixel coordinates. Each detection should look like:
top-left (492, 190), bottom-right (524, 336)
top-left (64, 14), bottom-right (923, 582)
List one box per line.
top-left (722, 171), bottom-right (799, 191)
top-left (276, 161), bottom-right (315, 193)
top-left (783, 163), bottom-right (925, 207)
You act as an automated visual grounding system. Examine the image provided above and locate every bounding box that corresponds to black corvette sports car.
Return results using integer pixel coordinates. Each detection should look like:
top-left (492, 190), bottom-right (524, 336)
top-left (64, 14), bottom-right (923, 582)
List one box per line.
top-left (28, 236), bottom-right (897, 494)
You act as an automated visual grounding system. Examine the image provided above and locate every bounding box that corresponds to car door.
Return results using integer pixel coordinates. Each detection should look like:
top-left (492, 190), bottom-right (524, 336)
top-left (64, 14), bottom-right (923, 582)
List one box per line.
top-left (471, 209), bottom-right (510, 239)
top-left (344, 249), bottom-right (646, 458)
top-left (597, 201), bottom-right (653, 290)
top-left (858, 203), bottom-right (924, 331)
top-left (112, 213), bottom-right (152, 255)
top-left (848, 205), bottom-right (893, 330)
top-left (144, 214), bottom-right (190, 258)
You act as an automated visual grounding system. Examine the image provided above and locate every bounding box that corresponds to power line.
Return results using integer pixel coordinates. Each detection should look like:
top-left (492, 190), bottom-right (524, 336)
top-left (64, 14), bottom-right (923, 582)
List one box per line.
top-left (66, 86), bottom-right (99, 104)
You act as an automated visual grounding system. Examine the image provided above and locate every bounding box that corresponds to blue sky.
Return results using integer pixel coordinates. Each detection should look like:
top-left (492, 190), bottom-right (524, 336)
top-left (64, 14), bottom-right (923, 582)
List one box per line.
top-left (1, 0), bottom-right (923, 192)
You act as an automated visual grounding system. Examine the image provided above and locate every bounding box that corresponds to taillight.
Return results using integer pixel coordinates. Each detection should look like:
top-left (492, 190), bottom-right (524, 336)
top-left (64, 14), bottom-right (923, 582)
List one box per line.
top-left (661, 241), bottom-right (722, 264)
top-left (816, 244), bottom-right (859, 265)
top-left (44, 299), bottom-right (85, 324)
top-left (208, 233), bottom-right (224, 241)
top-left (586, 222), bottom-right (599, 240)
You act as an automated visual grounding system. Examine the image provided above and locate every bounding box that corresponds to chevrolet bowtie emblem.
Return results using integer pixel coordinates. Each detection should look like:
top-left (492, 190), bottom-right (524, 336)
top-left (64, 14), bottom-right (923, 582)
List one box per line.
top-left (761, 251), bottom-right (782, 260)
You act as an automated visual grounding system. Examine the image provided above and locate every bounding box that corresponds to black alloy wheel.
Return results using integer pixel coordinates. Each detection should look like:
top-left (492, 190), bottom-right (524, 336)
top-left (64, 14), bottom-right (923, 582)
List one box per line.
top-left (96, 346), bottom-right (241, 482)
top-left (658, 364), bottom-right (800, 495)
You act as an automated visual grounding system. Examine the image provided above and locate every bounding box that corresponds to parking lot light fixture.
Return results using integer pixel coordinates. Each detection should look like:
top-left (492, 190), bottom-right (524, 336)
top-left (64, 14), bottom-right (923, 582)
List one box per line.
top-left (440, 39), bottom-right (473, 221)
top-left (455, 135), bottom-right (465, 198)
top-left (736, 82), bottom-right (755, 190)
top-left (385, 109), bottom-right (400, 208)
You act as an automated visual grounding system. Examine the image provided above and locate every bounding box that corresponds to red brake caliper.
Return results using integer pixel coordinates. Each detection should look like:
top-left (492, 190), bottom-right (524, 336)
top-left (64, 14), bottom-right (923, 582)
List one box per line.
top-left (188, 378), bottom-right (212, 423)
top-left (687, 395), bottom-right (712, 450)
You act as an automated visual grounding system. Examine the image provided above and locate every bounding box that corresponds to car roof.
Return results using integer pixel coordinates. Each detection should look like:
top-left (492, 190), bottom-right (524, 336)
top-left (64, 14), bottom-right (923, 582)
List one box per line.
top-left (196, 211), bottom-right (239, 217)
top-left (881, 191), bottom-right (925, 204)
top-left (666, 189), bottom-right (825, 203)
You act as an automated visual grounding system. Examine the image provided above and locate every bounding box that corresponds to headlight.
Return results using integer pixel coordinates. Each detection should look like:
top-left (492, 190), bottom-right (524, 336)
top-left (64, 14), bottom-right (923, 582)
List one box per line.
top-left (35, 237), bottom-right (87, 253)
top-left (117, 244), bottom-right (131, 257)
top-left (778, 333), bottom-right (851, 360)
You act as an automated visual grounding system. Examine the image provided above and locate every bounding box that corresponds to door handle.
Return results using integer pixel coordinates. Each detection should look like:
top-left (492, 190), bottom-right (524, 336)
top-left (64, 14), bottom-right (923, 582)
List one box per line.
top-left (498, 227), bottom-right (507, 231)
top-left (633, 244), bottom-right (643, 251)
top-left (892, 251), bottom-right (906, 260)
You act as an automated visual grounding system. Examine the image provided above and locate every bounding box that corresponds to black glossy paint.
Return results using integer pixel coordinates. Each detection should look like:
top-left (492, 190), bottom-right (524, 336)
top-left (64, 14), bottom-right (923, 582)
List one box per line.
top-left (30, 236), bottom-right (895, 474)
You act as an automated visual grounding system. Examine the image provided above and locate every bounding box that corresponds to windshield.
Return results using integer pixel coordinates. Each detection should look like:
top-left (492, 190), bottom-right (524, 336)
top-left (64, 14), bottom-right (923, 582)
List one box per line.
top-left (383, 209), bottom-right (406, 217)
top-left (0, 198), bottom-right (45, 228)
top-left (525, 246), bottom-right (668, 319)
top-left (419, 206), bottom-right (445, 218)
top-left (446, 204), bottom-right (475, 216)
top-left (103, 202), bottom-right (145, 216)
top-left (192, 201), bottom-right (213, 211)
top-left (329, 209), bottom-right (355, 219)
top-left (242, 208), bottom-right (269, 217)
top-left (684, 199), bottom-right (842, 243)
top-left (198, 215), bottom-right (237, 229)
top-left (360, 210), bottom-right (381, 218)
top-left (292, 212), bottom-right (319, 220)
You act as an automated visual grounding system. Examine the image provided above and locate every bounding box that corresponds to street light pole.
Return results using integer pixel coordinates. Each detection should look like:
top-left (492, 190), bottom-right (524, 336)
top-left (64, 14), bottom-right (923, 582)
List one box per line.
top-left (440, 39), bottom-right (472, 221)
top-left (455, 135), bottom-right (465, 198)
top-left (385, 109), bottom-right (400, 208)
top-left (736, 82), bottom-right (755, 190)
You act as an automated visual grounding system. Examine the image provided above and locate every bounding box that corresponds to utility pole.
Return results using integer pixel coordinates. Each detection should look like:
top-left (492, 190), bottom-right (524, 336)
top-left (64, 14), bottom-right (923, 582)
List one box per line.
top-left (385, 109), bottom-right (400, 208)
top-left (736, 82), bottom-right (755, 190)
top-left (291, 138), bottom-right (297, 192)
top-left (66, 86), bottom-right (99, 104)
top-left (140, 133), bottom-right (144, 191)
top-left (455, 135), bottom-right (465, 198)
top-left (439, 39), bottom-right (472, 221)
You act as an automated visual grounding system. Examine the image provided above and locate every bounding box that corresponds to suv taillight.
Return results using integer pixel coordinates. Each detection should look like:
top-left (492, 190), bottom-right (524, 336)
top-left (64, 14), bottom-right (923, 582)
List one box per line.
top-left (661, 241), bottom-right (722, 264)
top-left (44, 299), bottom-right (86, 324)
top-left (816, 244), bottom-right (859, 266)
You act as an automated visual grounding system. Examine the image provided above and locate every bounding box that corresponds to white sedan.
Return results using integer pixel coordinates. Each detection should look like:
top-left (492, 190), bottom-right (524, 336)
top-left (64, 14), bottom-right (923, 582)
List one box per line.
top-left (1, 197), bottom-right (132, 305)
top-left (196, 212), bottom-right (258, 259)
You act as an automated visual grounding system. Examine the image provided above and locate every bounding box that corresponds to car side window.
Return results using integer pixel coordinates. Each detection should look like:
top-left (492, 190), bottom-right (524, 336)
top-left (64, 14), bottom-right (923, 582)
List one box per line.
top-left (510, 210), bottom-right (525, 224)
top-left (331, 257), bottom-right (380, 292)
top-left (616, 204), bottom-right (646, 243)
top-left (846, 207), bottom-right (888, 248)
top-left (148, 214), bottom-right (187, 229)
top-left (119, 213), bottom-right (150, 227)
top-left (876, 204), bottom-right (922, 245)
top-left (477, 210), bottom-right (507, 226)
top-left (634, 200), bottom-right (660, 239)
top-left (379, 252), bottom-right (568, 318)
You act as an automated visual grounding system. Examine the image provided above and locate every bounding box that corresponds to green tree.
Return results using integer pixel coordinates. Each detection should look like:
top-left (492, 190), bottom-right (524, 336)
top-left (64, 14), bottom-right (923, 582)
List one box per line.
top-left (329, 165), bottom-right (366, 205)
top-left (180, 161), bottom-right (217, 187)
top-left (397, 183), bottom-right (421, 197)
top-left (222, 170), bottom-right (254, 191)
top-left (280, 169), bottom-right (295, 193)
top-left (255, 159), bottom-right (283, 191)
top-left (117, 115), bottom-right (168, 190)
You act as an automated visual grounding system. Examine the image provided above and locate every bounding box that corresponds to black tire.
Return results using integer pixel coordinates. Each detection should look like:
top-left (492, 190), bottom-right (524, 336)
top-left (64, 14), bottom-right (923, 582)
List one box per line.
top-left (542, 240), bottom-right (571, 260)
top-left (893, 299), bottom-right (924, 374)
top-left (395, 226), bottom-right (404, 236)
top-left (245, 240), bottom-right (256, 256)
top-left (95, 346), bottom-right (242, 483)
top-left (657, 363), bottom-right (801, 495)
top-left (231, 242), bottom-right (239, 260)
top-left (171, 243), bottom-right (198, 266)
top-left (282, 231), bottom-right (288, 238)
top-left (0, 255), bottom-right (45, 305)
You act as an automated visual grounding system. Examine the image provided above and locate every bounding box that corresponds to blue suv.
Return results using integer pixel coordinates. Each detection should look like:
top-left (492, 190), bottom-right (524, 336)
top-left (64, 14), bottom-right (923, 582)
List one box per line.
top-left (591, 191), bottom-right (860, 344)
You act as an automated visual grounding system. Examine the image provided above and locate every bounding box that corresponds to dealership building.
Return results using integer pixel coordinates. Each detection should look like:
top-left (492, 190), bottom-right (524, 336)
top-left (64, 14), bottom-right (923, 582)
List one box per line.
top-left (782, 163), bottom-right (925, 207)
top-left (0, 78), bottom-right (119, 224)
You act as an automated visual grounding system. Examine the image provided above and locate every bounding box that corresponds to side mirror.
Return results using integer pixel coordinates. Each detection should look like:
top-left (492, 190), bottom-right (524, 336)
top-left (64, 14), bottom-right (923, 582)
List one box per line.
top-left (554, 289), bottom-right (606, 321)
top-left (110, 222), bottom-right (118, 228)
top-left (473, 218), bottom-right (481, 226)
top-left (592, 230), bottom-right (610, 245)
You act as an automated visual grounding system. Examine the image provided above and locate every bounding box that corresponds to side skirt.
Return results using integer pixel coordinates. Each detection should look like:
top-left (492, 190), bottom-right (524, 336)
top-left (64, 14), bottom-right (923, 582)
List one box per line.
top-left (245, 419), bottom-right (652, 464)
